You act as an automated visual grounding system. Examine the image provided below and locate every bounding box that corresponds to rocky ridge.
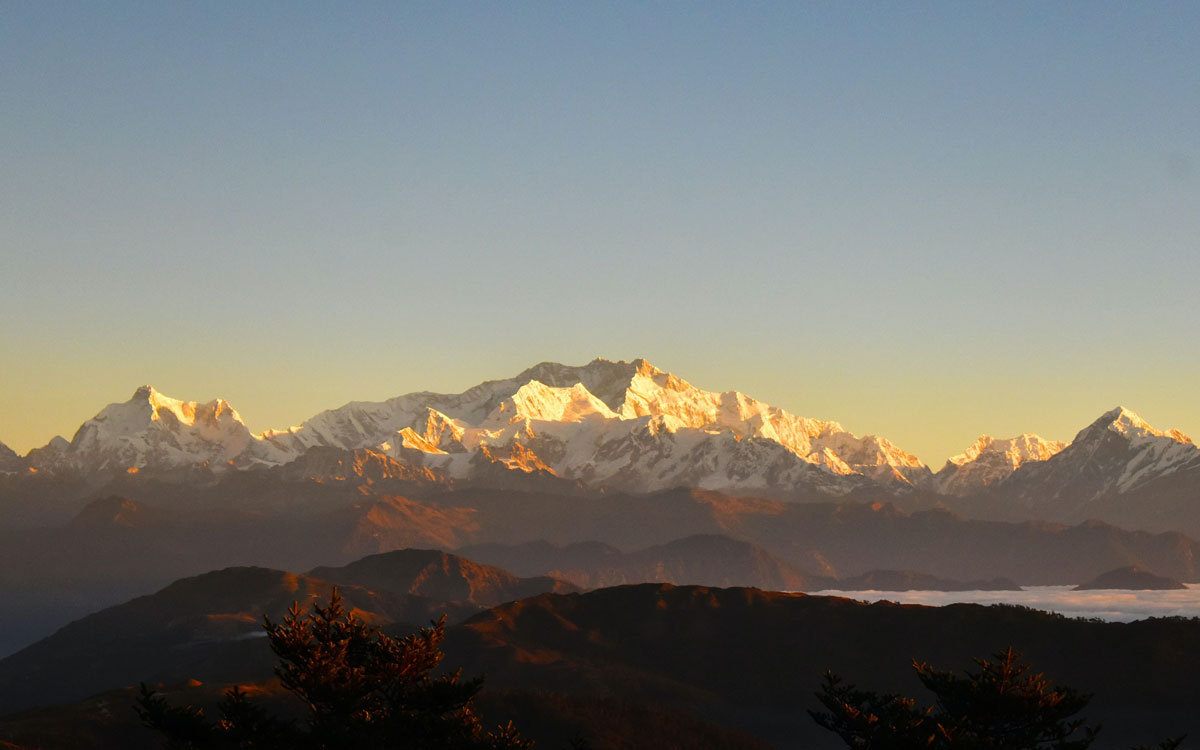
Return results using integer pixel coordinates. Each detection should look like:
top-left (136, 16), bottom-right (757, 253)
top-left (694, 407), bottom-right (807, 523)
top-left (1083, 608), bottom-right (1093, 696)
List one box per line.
top-left (973, 407), bottom-right (1200, 518)
top-left (16, 360), bottom-right (932, 496)
top-left (936, 434), bottom-right (1067, 496)
top-left (8, 363), bottom-right (1198, 510)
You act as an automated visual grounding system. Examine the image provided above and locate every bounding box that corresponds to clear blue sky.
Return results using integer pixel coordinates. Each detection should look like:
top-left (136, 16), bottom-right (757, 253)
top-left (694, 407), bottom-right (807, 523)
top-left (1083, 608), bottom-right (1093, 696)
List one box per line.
top-left (2, 2), bottom-right (1198, 464)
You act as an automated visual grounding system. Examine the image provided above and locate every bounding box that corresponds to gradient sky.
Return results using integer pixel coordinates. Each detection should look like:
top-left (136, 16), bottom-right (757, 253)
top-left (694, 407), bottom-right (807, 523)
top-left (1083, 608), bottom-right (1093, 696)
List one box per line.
top-left (3, 2), bottom-right (1198, 465)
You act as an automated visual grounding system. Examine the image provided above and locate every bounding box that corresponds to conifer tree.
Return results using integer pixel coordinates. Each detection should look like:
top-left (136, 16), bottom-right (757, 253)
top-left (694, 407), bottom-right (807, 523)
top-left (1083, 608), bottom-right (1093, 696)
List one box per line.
top-left (137, 589), bottom-right (531, 749)
top-left (811, 647), bottom-right (1183, 750)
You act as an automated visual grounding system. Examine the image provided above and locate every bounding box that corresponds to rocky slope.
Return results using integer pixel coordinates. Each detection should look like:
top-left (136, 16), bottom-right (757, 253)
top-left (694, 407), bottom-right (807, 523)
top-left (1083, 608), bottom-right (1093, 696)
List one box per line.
top-left (0, 566), bottom-right (479, 714)
top-left (0, 442), bottom-right (25, 473)
top-left (956, 407), bottom-right (1200, 525)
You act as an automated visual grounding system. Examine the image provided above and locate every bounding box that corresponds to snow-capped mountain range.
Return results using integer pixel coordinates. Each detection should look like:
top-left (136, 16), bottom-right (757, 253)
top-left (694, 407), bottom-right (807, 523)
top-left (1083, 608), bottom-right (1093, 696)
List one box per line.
top-left (8, 359), bottom-right (1198, 507)
top-left (22, 386), bottom-right (254, 475)
top-left (982, 406), bottom-right (1200, 515)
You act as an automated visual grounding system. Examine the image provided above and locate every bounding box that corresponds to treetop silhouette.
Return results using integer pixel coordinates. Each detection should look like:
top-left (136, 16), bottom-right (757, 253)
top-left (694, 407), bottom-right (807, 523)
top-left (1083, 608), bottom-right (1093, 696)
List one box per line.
top-left (136, 588), bottom-right (530, 749)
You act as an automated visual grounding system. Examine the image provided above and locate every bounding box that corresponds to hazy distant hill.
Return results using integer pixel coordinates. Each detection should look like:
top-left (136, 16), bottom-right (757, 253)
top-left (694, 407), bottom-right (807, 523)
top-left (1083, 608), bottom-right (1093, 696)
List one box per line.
top-left (0, 544), bottom-right (582, 716)
top-left (458, 536), bottom-right (1026, 592)
top-left (440, 488), bottom-right (1200, 584)
top-left (459, 534), bottom-right (820, 590)
top-left (0, 563), bottom-right (491, 715)
top-left (5, 484), bottom-right (1200, 659)
top-left (309, 548), bottom-right (578, 608)
top-left (5, 582), bottom-right (1195, 747)
top-left (448, 584), bottom-right (1200, 747)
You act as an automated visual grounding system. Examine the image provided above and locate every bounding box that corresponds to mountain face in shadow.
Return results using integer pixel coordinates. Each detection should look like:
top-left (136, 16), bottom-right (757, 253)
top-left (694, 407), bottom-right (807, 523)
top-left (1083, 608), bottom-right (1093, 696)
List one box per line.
top-left (1073, 565), bottom-right (1187, 591)
top-left (309, 548), bottom-right (578, 608)
top-left (459, 534), bottom-right (824, 591)
top-left (949, 408), bottom-right (1200, 533)
top-left (447, 584), bottom-right (1200, 748)
top-left (0, 547), bottom-right (572, 716)
top-left (448, 488), bottom-right (1200, 585)
top-left (0, 566), bottom-right (476, 715)
top-left (457, 535), bottom-right (1029, 592)
top-left (2, 579), bottom-right (1198, 747)
top-left (5, 484), bottom-right (1200, 660)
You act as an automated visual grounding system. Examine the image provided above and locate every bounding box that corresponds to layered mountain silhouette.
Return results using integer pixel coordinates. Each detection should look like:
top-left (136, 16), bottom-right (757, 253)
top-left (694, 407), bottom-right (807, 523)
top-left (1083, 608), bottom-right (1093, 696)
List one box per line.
top-left (5, 356), bottom-right (1200, 737)
top-left (4, 580), bottom-right (1197, 748)
top-left (309, 548), bottom-right (579, 607)
top-left (459, 534), bottom-right (825, 590)
top-left (0, 549), bottom-right (574, 714)
top-left (448, 584), bottom-right (1200, 747)
top-left (1073, 565), bottom-right (1187, 591)
top-left (6, 482), bottom-right (1200, 659)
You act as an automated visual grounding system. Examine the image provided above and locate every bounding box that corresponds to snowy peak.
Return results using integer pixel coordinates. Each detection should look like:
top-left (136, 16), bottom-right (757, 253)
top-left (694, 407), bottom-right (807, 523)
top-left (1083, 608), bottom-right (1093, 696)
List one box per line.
top-left (135, 386), bottom-right (246, 438)
top-left (514, 358), bottom-right (702, 421)
top-left (990, 406), bottom-right (1200, 509)
top-left (1063, 406), bottom-right (1199, 492)
top-left (947, 434), bottom-right (1067, 468)
top-left (483, 381), bottom-right (619, 427)
top-left (249, 357), bottom-right (930, 494)
top-left (15, 359), bottom-right (941, 496)
top-left (30, 386), bottom-right (254, 473)
top-left (513, 358), bottom-right (650, 412)
top-left (936, 433), bottom-right (1066, 496)
top-left (1083, 406), bottom-right (1194, 446)
top-left (411, 408), bottom-right (467, 453)
top-left (83, 385), bottom-right (251, 446)
top-left (87, 386), bottom-right (245, 435)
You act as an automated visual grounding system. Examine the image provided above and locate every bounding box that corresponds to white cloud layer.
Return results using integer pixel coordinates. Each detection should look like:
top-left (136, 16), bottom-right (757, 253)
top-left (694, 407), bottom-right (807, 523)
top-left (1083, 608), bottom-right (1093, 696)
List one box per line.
top-left (811, 584), bottom-right (1200, 622)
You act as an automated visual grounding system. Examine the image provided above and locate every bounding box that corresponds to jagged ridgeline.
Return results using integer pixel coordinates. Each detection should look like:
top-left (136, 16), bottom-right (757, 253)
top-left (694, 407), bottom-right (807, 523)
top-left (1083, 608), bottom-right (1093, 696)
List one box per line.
top-left (7, 358), bottom-right (1200, 536)
top-left (13, 359), bottom-right (932, 494)
top-left (3, 359), bottom-right (1193, 499)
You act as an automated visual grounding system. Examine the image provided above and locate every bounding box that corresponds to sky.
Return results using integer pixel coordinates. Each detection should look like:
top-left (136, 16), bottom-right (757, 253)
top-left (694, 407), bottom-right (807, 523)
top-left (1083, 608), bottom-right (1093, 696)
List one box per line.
top-left (2, 2), bottom-right (1198, 465)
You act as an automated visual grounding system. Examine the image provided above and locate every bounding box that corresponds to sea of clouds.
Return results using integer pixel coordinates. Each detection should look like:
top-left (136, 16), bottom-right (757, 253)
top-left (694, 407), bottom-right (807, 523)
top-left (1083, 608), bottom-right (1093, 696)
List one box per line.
top-left (811, 584), bottom-right (1200, 622)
